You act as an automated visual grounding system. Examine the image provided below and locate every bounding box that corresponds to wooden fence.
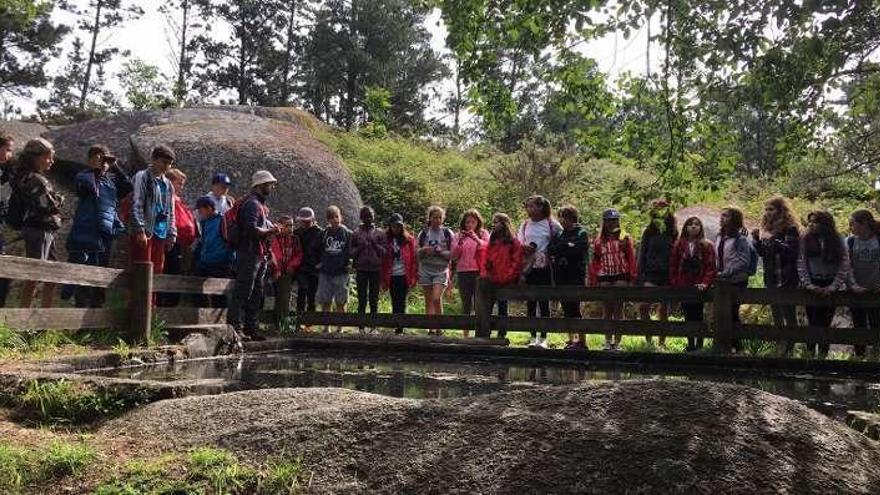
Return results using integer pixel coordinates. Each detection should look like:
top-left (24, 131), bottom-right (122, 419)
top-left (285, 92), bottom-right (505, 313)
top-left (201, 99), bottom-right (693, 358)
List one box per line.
top-left (0, 254), bottom-right (879, 353)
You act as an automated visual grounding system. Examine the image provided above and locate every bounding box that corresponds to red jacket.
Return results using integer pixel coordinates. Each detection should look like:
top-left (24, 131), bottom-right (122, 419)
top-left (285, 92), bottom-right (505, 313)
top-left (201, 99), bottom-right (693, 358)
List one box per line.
top-left (588, 235), bottom-right (637, 286)
top-left (669, 238), bottom-right (716, 287)
top-left (382, 235), bottom-right (418, 290)
top-left (481, 239), bottom-right (523, 286)
top-left (270, 234), bottom-right (303, 279)
top-left (173, 195), bottom-right (197, 248)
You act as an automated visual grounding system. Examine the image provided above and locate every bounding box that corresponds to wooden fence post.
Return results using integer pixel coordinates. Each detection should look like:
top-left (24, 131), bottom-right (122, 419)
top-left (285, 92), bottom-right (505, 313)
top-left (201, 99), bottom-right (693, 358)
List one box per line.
top-left (474, 278), bottom-right (493, 339)
top-left (712, 282), bottom-right (733, 354)
top-left (130, 261), bottom-right (153, 344)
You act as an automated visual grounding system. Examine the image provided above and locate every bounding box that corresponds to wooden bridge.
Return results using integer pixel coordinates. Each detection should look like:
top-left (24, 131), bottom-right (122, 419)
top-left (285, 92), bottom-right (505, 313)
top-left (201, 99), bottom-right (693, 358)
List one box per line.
top-left (0, 254), bottom-right (878, 354)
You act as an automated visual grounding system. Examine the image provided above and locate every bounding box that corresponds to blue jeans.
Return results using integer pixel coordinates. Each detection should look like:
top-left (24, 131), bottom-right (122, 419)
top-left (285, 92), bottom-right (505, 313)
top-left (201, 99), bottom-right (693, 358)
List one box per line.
top-left (63, 235), bottom-right (113, 308)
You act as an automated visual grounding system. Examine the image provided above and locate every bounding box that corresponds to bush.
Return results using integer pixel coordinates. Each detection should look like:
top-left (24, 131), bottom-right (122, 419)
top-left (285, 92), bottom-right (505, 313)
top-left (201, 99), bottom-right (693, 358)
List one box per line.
top-left (18, 379), bottom-right (147, 424)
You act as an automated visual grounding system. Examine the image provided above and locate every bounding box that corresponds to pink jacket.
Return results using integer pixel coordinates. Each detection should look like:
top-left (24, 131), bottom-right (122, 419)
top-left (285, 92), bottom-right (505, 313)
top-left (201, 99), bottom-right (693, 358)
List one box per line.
top-left (451, 230), bottom-right (489, 272)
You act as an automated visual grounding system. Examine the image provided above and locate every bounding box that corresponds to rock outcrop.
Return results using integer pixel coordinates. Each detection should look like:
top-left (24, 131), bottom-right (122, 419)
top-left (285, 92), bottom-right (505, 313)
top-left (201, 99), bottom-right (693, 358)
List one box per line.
top-left (103, 380), bottom-right (880, 494)
top-left (45, 106), bottom-right (362, 222)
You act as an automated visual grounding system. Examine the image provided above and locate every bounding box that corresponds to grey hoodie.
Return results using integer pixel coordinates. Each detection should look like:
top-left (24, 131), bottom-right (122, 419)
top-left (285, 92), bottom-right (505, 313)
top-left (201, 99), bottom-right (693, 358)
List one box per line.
top-left (715, 235), bottom-right (750, 284)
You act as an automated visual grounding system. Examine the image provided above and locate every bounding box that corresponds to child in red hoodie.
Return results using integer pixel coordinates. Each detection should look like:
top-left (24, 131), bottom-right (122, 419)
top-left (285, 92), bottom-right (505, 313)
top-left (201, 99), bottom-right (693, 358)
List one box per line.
top-left (270, 215), bottom-right (303, 324)
top-left (481, 213), bottom-right (523, 339)
top-left (670, 216), bottom-right (716, 351)
top-left (381, 213), bottom-right (418, 334)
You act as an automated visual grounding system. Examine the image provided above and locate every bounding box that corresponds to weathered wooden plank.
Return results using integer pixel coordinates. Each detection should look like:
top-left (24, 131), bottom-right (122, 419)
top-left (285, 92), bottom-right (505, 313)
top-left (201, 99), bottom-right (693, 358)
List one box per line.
top-left (155, 307), bottom-right (228, 325)
top-left (152, 274), bottom-right (234, 295)
top-left (735, 288), bottom-right (880, 308)
top-left (494, 285), bottom-right (712, 303)
top-left (298, 312), bottom-right (477, 330)
top-left (736, 324), bottom-right (880, 346)
top-left (492, 316), bottom-right (711, 337)
top-left (0, 308), bottom-right (123, 330)
top-left (0, 255), bottom-right (127, 288)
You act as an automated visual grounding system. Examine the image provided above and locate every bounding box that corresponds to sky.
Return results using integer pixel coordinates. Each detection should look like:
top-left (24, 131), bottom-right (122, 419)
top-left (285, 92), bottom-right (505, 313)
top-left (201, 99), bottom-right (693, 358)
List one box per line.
top-left (8, 0), bottom-right (661, 125)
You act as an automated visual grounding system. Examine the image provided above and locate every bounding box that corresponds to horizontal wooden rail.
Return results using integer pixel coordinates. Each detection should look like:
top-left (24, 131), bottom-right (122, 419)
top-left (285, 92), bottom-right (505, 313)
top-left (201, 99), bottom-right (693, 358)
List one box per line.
top-left (152, 274), bottom-right (234, 295)
top-left (735, 288), bottom-right (880, 308)
top-left (0, 255), bottom-right (128, 288)
top-left (0, 308), bottom-right (125, 330)
top-left (299, 312), bottom-right (477, 330)
top-left (494, 285), bottom-right (712, 303)
top-left (737, 324), bottom-right (880, 346)
top-left (492, 316), bottom-right (709, 337)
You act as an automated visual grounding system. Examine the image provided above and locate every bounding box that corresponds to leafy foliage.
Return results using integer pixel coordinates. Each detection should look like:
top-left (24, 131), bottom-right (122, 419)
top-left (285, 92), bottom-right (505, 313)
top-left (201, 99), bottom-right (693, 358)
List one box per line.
top-left (0, 0), bottom-right (69, 99)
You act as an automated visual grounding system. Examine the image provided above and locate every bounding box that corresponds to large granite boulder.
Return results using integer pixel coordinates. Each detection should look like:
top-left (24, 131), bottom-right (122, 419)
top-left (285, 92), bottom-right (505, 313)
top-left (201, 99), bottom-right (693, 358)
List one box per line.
top-left (45, 107), bottom-right (362, 222)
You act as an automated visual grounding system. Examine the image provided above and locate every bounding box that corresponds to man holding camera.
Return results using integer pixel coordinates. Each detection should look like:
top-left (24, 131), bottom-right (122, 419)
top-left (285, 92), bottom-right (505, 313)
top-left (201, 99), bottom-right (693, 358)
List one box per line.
top-left (65, 145), bottom-right (133, 307)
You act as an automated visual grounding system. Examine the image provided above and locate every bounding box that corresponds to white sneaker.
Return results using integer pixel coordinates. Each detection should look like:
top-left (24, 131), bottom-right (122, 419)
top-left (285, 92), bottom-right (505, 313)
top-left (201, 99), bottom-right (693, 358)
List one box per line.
top-left (603, 342), bottom-right (613, 351)
top-left (537, 338), bottom-right (549, 349)
top-left (528, 337), bottom-right (539, 347)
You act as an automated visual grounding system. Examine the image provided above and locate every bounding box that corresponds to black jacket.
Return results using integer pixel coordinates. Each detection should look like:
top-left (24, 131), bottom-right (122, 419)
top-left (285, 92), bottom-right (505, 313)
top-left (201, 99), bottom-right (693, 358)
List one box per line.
top-left (755, 225), bottom-right (800, 288)
top-left (548, 224), bottom-right (589, 284)
top-left (296, 224), bottom-right (324, 274)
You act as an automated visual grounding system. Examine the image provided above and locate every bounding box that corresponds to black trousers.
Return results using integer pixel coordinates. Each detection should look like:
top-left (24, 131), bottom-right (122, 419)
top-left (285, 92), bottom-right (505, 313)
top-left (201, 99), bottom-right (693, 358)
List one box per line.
top-left (296, 271), bottom-right (319, 314)
top-left (0, 232), bottom-right (10, 307)
top-left (391, 275), bottom-right (408, 334)
top-left (356, 270), bottom-right (381, 316)
top-left (457, 271), bottom-right (479, 315)
top-left (493, 299), bottom-right (509, 338)
top-left (851, 307), bottom-right (880, 356)
top-left (805, 278), bottom-right (835, 356)
top-left (682, 302), bottom-right (704, 351)
top-left (156, 242), bottom-right (184, 307)
top-left (526, 267), bottom-right (552, 339)
top-left (228, 249), bottom-right (268, 332)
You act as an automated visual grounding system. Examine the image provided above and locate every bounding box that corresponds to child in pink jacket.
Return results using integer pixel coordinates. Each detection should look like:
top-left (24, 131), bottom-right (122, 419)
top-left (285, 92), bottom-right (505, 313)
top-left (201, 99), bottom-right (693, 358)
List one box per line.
top-left (452, 209), bottom-right (489, 337)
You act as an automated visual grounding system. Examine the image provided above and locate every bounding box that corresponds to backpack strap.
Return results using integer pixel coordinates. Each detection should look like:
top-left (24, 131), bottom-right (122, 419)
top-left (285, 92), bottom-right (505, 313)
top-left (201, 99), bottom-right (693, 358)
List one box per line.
top-left (847, 236), bottom-right (855, 259)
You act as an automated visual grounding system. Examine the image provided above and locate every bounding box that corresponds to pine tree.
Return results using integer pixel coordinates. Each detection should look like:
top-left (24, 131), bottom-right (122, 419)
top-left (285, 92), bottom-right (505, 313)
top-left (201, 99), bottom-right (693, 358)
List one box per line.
top-left (160, 0), bottom-right (204, 106)
top-left (0, 0), bottom-right (69, 99)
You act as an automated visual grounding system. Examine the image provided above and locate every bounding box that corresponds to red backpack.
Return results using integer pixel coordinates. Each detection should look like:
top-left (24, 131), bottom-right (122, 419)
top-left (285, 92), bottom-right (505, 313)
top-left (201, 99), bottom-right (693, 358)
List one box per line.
top-left (222, 193), bottom-right (268, 246)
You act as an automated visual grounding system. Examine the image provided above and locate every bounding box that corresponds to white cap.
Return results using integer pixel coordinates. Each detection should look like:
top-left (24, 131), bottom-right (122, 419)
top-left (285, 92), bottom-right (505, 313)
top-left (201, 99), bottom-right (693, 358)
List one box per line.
top-left (251, 170), bottom-right (277, 188)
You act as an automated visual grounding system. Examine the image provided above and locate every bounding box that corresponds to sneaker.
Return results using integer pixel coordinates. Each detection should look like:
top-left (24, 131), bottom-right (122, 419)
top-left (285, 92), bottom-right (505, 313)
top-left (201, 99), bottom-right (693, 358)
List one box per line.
top-left (335, 326), bottom-right (343, 333)
top-left (612, 343), bottom-right (622, 352)
top-left (528, 337), bottom-right (539, 347)
top-left (537, 338), bottom-right (549, 349)
top-left (602, 342), bottom-right (613, 351)
top-left (564, 341), bottom-right (577, 350)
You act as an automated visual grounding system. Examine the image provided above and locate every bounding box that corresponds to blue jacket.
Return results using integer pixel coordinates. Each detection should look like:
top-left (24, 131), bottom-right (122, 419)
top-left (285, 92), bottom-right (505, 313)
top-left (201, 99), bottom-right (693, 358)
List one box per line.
top-left (194, 214), bottom-right (234, 268)
top-left (67, 168), bottom-right (131, 252)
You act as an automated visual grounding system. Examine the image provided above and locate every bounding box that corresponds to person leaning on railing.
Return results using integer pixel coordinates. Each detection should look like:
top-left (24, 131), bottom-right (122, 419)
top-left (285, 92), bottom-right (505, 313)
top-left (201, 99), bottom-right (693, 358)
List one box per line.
top-left (846, 210), bottom-right (880, 358)
top-left (798, 211), bottom-right (849, 359)
top-left (714, 207), bottom-right (752, 353)
top-left (670, 216), bottom-right (716, 352)
top-left (480, 213), bottom-right (523, 340)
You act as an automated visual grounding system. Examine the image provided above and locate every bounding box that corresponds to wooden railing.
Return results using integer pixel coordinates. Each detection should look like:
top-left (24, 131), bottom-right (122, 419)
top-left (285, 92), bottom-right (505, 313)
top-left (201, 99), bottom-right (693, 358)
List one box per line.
top-left (0, 254), bottom-right (878, 353)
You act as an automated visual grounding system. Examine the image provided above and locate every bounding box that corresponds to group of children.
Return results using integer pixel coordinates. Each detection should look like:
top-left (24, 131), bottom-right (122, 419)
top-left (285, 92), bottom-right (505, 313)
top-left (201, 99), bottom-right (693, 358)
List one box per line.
top-left (263, 194), bottom-right (879, 357)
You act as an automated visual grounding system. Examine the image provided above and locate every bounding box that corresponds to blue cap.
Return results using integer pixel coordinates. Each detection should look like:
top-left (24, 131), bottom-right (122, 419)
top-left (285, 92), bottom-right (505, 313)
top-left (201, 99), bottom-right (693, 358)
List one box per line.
top-left (602, 208), bottom-right (621, 220)
top-left (212, 173), bottom-right (232, 186)
top-left (196, 196), bottom-right (215, 209)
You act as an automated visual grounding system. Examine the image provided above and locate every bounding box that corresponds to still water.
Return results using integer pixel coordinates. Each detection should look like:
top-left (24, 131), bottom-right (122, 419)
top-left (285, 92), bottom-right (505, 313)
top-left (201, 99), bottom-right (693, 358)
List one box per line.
top-left (89, 351), bottom-right (880, 419)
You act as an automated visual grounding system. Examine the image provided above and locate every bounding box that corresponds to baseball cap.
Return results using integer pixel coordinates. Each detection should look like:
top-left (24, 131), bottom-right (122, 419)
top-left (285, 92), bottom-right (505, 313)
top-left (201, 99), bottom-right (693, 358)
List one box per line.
top-left (296, 207), bottom-right (316, 221)
top-left (195, 196), bottom-right (215, 209)
top-left (212, 173), bottom-right (232, 186)
top-left (388, 213), bottom-right (404, 225)
top-left (602, 208), bottom-right (621, 220)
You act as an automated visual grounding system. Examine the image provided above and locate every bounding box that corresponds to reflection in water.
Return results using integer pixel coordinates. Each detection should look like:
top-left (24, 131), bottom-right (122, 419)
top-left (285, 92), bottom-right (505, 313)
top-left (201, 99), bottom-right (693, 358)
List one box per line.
top-left (87, 352), bottom-right (880, 419)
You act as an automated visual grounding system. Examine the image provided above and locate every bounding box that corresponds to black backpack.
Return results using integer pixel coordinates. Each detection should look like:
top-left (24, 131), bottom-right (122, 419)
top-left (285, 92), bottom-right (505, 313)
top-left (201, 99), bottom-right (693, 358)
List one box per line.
top-left (4, 186), bottom-right (28, 231)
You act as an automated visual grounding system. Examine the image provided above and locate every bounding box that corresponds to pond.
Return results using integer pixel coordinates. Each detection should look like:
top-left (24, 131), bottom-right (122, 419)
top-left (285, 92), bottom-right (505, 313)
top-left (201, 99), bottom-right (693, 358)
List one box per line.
top-left (89, 351), bottom-right (880, 420)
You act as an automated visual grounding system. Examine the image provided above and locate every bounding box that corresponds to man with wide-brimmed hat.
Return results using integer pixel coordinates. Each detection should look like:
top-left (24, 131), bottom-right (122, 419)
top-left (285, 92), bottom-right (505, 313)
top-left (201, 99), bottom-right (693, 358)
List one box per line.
top-left (228, 170), bottom-right (280, 341)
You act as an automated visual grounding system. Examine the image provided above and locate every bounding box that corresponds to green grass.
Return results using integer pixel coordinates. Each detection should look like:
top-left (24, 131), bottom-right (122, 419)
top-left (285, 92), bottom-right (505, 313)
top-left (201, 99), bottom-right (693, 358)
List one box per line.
top-left (0, 439), bottom-right (96, 493)
top-left (94, 447), bottom-right (306, 495)
top-left (16, 379), bottom-right (149, 425)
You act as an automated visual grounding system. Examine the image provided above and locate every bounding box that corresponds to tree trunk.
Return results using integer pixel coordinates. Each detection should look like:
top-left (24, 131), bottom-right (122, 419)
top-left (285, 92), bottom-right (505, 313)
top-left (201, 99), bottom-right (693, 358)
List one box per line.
top-left (176, 0), bottom-right (189, 105)
top-left (237, 7), bottom-right (247, 105)
top-left (281, 1), bottom-right (297, 104)
top-left (79, 0), bottom-right (104, 110)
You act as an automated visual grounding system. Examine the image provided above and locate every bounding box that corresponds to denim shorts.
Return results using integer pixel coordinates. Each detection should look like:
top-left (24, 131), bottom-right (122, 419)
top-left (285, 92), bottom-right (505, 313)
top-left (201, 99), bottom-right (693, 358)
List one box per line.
top-left (316, 273), bottom-right (350, 305)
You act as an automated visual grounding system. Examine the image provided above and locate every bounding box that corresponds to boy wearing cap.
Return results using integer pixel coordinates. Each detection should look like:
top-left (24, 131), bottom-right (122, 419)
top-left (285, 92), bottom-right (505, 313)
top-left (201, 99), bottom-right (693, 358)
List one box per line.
top-left (65, 144), bottom-right (132, 307)
top-left (294, 207), bottom-right (323, 320)
top-left (207, 173), bottom-right (234, 215)
top-left (228, 170), bottom-right (280, 340)
top-left (129, 145), bottom-right (177, 274)
top-left (193, 195), bottom-right (234, 307)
